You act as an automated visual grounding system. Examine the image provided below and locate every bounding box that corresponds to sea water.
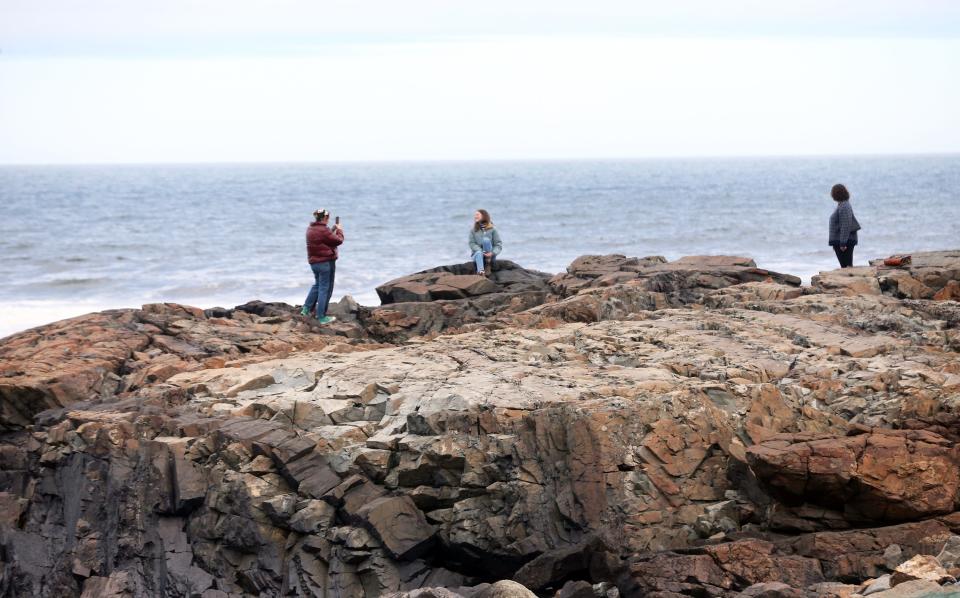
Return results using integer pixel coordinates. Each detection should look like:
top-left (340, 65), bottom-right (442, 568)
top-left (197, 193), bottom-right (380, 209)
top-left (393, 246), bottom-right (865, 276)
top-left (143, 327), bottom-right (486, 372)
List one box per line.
top-left (1, 156), bottom-right (958, 338)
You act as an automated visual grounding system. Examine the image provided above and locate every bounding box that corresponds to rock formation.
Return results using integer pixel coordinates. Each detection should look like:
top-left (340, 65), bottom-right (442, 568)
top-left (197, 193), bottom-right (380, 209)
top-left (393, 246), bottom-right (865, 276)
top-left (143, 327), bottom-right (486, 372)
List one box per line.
top-left (365, 260), bottom-right (553, 341)
top-left (1, 250), bottom-right (959, 597)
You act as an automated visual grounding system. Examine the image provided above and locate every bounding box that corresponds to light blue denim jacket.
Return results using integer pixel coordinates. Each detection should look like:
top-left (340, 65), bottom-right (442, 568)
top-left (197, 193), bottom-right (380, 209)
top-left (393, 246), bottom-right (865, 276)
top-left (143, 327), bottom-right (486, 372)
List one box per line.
top-left (468, 226), bottom-right (502, 256)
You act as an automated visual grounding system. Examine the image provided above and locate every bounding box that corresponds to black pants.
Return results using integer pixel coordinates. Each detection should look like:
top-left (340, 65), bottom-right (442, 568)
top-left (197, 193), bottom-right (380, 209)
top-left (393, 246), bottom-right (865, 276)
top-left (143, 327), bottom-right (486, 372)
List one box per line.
top-left (833, 245), bottom-right (854, 268)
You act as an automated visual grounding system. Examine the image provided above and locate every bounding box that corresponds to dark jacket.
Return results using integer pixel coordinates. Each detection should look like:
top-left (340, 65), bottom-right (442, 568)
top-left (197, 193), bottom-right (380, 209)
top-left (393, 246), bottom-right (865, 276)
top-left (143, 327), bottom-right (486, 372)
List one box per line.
top-left (306, 222), bottom-right (344, 264)
top-left (828, 200), bottom-right (861, 246)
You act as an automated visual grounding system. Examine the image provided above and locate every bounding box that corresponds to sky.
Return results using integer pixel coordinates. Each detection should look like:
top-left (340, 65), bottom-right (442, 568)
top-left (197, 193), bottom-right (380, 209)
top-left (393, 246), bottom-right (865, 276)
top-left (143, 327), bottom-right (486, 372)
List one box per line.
top-left (1, 1), bottom-right (958, 163)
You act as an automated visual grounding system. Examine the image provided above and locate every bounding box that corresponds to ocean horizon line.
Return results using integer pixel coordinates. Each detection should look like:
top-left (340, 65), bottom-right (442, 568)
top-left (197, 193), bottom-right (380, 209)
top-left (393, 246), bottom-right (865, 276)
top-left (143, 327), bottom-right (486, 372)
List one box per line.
top-left (1, 151), bottom-right (958, 168)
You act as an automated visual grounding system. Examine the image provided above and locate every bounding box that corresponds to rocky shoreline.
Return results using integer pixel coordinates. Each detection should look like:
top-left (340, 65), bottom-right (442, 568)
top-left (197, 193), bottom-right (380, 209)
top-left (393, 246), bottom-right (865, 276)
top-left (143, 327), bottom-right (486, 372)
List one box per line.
top-left (1, 250), bottom-right (959, 598)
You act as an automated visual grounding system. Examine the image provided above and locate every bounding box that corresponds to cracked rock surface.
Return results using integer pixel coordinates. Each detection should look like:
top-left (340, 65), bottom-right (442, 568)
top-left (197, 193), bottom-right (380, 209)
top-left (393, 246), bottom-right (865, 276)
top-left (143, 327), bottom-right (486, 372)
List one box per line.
top-left (1, 251), bottom-right (959, 597)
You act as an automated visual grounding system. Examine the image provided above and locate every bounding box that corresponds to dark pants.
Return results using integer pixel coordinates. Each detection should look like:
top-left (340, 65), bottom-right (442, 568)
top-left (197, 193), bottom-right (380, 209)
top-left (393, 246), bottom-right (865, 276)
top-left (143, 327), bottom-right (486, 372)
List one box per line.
top-left (833, 245), bottom-right (855, 268)
top-left (304, 260), bottom-right (336, 318)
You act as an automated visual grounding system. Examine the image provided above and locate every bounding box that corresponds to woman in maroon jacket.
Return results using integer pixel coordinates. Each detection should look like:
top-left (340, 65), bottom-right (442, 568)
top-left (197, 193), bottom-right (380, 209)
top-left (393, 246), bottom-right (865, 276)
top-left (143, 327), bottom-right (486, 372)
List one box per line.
top-left (301, 209), bottom-right (344, 324)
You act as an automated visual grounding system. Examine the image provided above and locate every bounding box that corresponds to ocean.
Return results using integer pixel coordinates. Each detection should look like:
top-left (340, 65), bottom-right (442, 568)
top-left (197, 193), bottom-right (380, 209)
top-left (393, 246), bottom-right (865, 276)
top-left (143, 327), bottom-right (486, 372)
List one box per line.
top-left (1, 156), bottom-right (958, 338)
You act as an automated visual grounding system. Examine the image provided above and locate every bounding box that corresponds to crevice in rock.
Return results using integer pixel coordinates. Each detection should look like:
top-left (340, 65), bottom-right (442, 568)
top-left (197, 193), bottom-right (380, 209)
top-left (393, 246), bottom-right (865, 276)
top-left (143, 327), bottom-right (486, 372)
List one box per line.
top-left (424, 540), bottom-right (535, 583)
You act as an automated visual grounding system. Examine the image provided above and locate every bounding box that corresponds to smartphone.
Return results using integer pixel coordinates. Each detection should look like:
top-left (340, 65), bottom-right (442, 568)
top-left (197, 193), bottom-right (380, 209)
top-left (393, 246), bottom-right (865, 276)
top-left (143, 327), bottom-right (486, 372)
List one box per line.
top-left (335, 216), bottom-right (340, 225)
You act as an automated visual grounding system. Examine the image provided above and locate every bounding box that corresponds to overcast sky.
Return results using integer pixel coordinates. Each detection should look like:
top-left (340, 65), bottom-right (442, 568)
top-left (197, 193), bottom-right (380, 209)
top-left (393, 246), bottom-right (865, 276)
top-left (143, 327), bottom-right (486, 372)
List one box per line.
top-left (1, 1), bottom-right (958, 163)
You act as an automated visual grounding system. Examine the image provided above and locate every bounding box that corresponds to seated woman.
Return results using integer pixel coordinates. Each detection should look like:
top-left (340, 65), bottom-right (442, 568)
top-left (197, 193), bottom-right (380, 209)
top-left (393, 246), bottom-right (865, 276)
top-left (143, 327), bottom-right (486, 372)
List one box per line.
top-left (468, 209), bottom-right (502, 276)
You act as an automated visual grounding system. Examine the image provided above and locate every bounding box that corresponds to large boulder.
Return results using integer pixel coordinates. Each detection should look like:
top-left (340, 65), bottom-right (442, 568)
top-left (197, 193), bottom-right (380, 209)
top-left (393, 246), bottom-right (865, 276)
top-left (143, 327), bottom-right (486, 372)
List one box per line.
top-left (364, 261), bottom-right (553, 341)
top-left (620, 538), bottom-right (823, 595)
top-left (622, 553), bottom-right (734, 596)
top-left (777, 517), bottom-right (955, 581)
top-left (376, 260), bottom-right (552, 304)
top-left (549, 254), bottom-right (800, 299)
top-left (547, 254), bottom-right (669, 295)
top-left (619, 518), bottom-right (959, 595)
top-left (352, 495), bottom-right (437, 560)
top-left (528, 254), bottom-right (802, 324)
top-left (811, 249), bottom-right (960, 299)
top-left (747, 427), bottom-right (960, 522)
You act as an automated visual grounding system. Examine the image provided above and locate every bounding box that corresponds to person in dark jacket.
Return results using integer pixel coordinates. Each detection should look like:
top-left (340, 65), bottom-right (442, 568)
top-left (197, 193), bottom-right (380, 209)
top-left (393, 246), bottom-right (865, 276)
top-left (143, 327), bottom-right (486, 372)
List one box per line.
top-left (301, 209), bottom-right (344, 324)
top-left (828, 184), bottom-right (861, 268)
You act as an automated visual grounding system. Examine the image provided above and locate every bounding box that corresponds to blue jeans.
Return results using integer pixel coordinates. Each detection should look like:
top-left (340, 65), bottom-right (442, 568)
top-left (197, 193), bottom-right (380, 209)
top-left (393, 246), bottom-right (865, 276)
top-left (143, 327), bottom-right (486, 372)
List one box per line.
top-left (472, 238), bottom-right (494, 273)
top-left (304, 260), bottom-right (336, 318)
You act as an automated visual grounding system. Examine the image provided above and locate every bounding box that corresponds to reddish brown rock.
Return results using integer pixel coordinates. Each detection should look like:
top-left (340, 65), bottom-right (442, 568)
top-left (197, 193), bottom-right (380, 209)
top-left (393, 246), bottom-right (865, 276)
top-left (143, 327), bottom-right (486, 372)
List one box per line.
top-left (703, 539), bottom-right (824, 588)
top-left (548, 254), bottom-right (800, 303)
top-left (747, 428), bottom-right (960, 521)
top-left (803, 582), bottom-right (858, 598)
top-left (736, 582), bottom-right (804, 597)
top-left (547, 254), bottom-right (669, 295)
top-left (0, 302), bottom-right (356, 430)
top-left (1, 250), bottom-right (959, 597)
top-left (376, 260), bottom-right (551, 304)
top-left (366, 261), bottom-right (554, 340)
top-left (779, 518), bottom-right (953, 580)
top-left (623, 553), bottom-right (733, 596)
top-left (811, 250), bottom-right (960, 300)
top-left (933, 280), bottom-right (960, 301)
top-left (520, 254), bottom-right (804, 328)
top-left (0, 311), bottom-right (149, 429)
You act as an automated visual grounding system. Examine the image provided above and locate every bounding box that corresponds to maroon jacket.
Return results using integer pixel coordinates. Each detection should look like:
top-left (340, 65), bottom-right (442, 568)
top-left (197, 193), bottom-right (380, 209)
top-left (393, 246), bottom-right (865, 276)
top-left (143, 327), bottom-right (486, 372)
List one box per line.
top-left (306, 222), bottom-right (344, 264)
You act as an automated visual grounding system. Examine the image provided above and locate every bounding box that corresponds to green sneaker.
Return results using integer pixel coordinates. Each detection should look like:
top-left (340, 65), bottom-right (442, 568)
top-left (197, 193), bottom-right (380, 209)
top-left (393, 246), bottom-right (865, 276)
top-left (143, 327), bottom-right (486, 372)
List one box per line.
top-left (299, 307), bottom-right (310, 316)
top-left (317, 315), bottom-right (337, 325)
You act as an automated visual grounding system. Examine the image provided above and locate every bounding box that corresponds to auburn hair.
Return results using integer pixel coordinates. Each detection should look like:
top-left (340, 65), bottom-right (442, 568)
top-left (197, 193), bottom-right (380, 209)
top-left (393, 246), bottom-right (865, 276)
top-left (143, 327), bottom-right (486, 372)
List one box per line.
top-left (473, 209), bottom-right (493, 232)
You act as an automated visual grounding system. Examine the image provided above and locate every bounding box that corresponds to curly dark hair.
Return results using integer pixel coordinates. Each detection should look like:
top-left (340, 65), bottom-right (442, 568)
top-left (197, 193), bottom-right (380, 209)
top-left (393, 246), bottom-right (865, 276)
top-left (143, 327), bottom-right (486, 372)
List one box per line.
top-left (831, 184), bottom-right (850, 202)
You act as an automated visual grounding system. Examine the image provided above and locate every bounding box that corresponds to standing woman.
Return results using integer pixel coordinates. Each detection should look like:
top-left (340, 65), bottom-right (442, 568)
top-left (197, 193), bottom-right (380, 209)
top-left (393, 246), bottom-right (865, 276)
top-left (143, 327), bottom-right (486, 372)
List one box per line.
top-left (828, 184), bottom-right (861, 268)
top-left (469, 209), bottom-right (502, 276)
top-left (302, 209), bottom-right (344, 324)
